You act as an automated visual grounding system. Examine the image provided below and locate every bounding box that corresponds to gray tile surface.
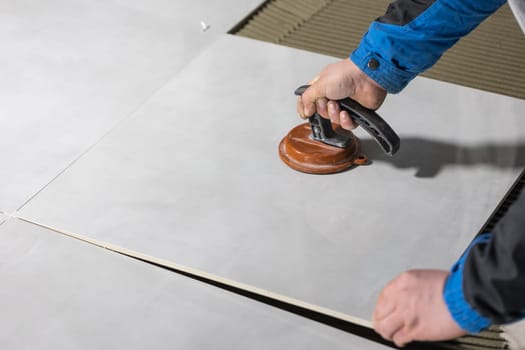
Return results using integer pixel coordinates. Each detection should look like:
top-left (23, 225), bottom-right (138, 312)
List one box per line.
top-left (0, 0), bottom-right (262, 211)
top-left (0, 218), bottom-right (385, 350)
top-left (19, 35), bottom-right (525, 321)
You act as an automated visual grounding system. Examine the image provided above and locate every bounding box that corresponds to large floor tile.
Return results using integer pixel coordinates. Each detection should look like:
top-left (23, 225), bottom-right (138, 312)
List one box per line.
top-left (19, 35), bottom-right (525, 322)
top-left (0, 218), bottom-right (385, 350)
top-left (0, 0), bottom-right (262, 211)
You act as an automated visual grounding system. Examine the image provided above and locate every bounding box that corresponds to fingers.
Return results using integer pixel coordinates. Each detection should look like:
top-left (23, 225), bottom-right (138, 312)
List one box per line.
top-left (296, 58), bottom-right (387, 120)
top-left (297, 95), bottom-right (329, 120)
top-left (297, 79), bottom-right (332, 120)
top-left (296, 83), bottom-right (324, 119)
top-left (297, 96), bottom-right (306, 119)
top-left (373, 298), bottom-right (395, 323)
top-left (375, 309), bottom-right (416, 347)
top-left (301, 80), bottom-right (325, 117)
top-left (373, 292), bottom-right (398, 341)
top-left (326, 100), bottom-right (357, 130)
top-left (316, 98), bottom-right (328, 119)
top-left (373, 270), bottom-right (466, 346)
top-left (296, 78), bottom-right (319, 119)
top-left (374, 277), bottom-right (412, 345)
top-left (297, 69), bottom-right (360, 128)
top-left (309, 75), bottom-right (320, 85)
top-left (327, 101), bottom-right (340, 124)
top-left (375, 312), bottom-right (405, 343)
top-left (339, 110), bottom-right (357, 130)
top-left (392, 328), bottom-right (412, 348)
top-left (298, 95), bottom-right (357, 131)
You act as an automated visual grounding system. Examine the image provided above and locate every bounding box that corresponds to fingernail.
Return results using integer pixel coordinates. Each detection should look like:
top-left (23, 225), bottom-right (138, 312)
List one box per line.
top-left (328, 102), bottom-right (335, 113)
top-left (317, 99), bottom-right (326, 110)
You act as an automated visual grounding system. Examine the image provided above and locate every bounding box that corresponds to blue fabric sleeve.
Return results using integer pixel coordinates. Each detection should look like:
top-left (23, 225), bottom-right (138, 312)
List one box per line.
top-left (443, 234), bottom-right (493, 333)
top-left (350, 0), bottom-right (507, 93)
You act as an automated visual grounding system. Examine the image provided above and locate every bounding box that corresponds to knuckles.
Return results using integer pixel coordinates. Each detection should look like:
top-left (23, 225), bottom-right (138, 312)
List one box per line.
top-left (393, 270), bottom-right (421, 289)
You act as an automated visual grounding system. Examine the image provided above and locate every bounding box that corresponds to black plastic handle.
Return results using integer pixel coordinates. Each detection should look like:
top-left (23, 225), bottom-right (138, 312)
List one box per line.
top-left (295, 85), bottom-right (400, 155)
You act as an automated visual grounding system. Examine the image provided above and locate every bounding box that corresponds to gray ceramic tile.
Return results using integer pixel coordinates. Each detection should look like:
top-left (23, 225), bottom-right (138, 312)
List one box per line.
top-left (19, 35), bottom-right (525, 321)
top-left (0, 0), bottom-right (262, 212)
top-left (0, 218), bottom-right (386, 350)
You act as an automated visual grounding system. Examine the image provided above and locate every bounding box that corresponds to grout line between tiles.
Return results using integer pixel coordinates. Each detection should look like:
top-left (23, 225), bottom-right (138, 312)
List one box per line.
top-left (15, 178), bottom-right (519, 350)
top-left (12, 217), bottom-right (508, 350)
top-left (16, 217), bottom-right (372, 326)
top-left (11, 216), bottom-right (441, 350)
top-left (17, 215), bottom-right (484, 350)
top-left (14, 37), bottom-right (228, 214)
top-left (15, 78), bottom-right (177, 213)
top-left (15, 216), bottom-right (450, 350)
top-left (0, 210), bottom-right (17, 227)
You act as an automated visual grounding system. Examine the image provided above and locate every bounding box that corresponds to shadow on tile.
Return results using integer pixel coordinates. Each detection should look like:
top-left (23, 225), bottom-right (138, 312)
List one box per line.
top-left (361, 137), bottom-right (525, 178)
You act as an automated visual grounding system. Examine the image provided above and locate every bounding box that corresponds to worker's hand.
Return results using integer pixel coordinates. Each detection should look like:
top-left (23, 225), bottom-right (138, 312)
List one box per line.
top-left (296, 58), bottom-right (386, 130)
top-left (373, 269), bottom-right (467, 347)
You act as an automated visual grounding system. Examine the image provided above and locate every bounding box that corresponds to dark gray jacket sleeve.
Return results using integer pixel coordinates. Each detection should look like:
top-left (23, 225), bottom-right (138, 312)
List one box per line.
top-left (464, 188), bottom-right (525, 324)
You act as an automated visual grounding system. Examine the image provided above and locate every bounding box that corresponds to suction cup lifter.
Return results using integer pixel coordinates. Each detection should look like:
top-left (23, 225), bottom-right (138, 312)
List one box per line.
top-left (294, 85), bottom-right (400, 155)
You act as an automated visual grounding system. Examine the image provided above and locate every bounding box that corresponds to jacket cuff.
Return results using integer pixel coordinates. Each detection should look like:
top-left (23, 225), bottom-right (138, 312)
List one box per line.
top-left (443, 234), bottom-right (493, 333)
top-left (350, 39), bottom-right (417, 94)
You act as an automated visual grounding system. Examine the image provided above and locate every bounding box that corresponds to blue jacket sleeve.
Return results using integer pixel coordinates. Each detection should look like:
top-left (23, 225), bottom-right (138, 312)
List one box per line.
top-left (350, 0), bottom-right (507, 93)
top-left (443, 234), bottom-right (493, 333)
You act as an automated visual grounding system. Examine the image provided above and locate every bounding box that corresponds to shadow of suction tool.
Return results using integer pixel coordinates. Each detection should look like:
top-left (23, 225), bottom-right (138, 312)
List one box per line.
top-left (360, 137), bottom-right (525, 178)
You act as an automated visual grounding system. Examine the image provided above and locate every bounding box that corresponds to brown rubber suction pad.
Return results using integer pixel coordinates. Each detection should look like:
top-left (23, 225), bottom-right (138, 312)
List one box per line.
top-left (279, 123), bottom-right (368, 174)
